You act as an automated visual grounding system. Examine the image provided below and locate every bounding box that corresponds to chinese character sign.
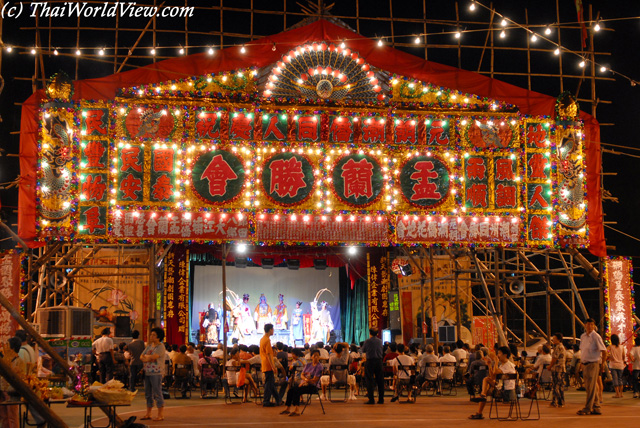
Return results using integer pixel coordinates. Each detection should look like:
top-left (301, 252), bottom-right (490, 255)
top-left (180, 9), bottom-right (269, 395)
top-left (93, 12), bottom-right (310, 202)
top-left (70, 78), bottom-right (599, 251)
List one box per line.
top-left (262, 153), bottom-right (314, 205)
top-left (399, 156), bottom-right (450, 208)
top-left (604, 257), bottom-right (634, 353)
top-left (164, 245), bottom-right (190, 345)
top-left (0, 251), bottom-right (20, 345)
top-left (332, 154), bottom-right (383, 206)
top-left (191, 150), bottom-right (246, 204)
top-left (367, 250), bottom-right (388, 332)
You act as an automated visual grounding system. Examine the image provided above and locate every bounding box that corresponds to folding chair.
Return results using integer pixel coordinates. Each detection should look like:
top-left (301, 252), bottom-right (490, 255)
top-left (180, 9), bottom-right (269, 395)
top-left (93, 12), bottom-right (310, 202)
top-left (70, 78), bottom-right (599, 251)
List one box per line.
top-left (301, 385), bottom-right (326, 415)
top-left (173, 364), bottom-right (193, 399)
top-left (468, 364), bottom-right (488, 399)
top-left (200, 363), bottom-right (221, 398)
top-left (488, 373), bottom-right (519, 421)
top-left (420, 362), bottom-right (440, 396)
top-left (440, 362), bottom-right (457, 396)
top-left (250, 363), bottom-right (264, 403)
top-left (224, 365), bottom-right (246, 404)
top-left (519, 372), bottom-right (540, 421)
top-left (327, 364), bottom-right (349, 402)
top-left (395, 365), bottom-right (417, 403)
top-left (456, 358), bottom-right (469, 386)
top-left (539, 364), bottom-right (552, 400)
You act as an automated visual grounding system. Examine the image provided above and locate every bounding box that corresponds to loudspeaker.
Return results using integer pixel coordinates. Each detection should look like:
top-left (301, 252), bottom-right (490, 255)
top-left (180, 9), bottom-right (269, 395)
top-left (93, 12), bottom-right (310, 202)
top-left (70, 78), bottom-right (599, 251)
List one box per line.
top-left (115, 316), bottom-right (131, 337)
top-left (286, 259), bottom-right (300, 270)
top-left (313, 259), bottom-right (327, 270)
top-left (235, 257), bottom-right (248, 268)
top-left (261, 258), bottom-right (274, 269)
top-left (509, 279), bottom-right (524, 295)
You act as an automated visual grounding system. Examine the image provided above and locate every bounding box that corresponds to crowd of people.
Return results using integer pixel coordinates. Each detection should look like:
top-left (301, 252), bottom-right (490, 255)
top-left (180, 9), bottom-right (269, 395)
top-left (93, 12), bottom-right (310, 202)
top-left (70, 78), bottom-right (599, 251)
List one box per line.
top-left (4, 319), bottom-right (639, 424)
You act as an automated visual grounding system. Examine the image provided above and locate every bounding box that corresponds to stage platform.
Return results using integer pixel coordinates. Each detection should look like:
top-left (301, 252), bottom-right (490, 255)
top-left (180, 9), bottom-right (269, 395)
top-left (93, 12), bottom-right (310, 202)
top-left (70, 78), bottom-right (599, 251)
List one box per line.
top-left (53, 388), bottom-right (640, 428)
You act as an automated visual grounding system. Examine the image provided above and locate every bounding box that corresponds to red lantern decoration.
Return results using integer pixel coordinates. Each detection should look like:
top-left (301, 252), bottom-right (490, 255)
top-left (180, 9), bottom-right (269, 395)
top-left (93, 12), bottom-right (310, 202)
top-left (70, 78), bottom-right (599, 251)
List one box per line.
top-left (339, 74), bottom-right (348, 83)
top-left (362, 64), bottom-right (370, 71)
top-left (320, 43), bottom-right (327, 51)
top-left (370, 78), bottom-right (379, 86)
top-left (300, 73), bottom-right (308, 81)
top-left (377, 94), bottom-right (385, 101)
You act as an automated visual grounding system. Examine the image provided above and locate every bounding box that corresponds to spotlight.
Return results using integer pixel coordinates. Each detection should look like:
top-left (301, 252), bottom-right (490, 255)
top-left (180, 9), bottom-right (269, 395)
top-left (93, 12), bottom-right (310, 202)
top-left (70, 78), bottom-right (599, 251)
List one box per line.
top-left (286, 259), bottom-right (300, 270)
top-left (399, 263), bottom-right (413, 276)
top-left (207, 47), bottom-right (214, 55)
top-left (237, 243), bottom-right (247, 253)
top-left (235, 257), bottom-right (248, 268)
top-left (469, 2), bottom-right (476, 11)
top-left (348, 246), bottom-right (357, 255)
top-left (261, 258), bottom-right (274, 269)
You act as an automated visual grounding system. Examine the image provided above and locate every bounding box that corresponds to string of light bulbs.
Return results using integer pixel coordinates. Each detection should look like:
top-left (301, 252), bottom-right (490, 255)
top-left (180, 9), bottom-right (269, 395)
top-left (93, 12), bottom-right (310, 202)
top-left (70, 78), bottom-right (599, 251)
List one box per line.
top-left (2, 1), bottom-right (639, 85)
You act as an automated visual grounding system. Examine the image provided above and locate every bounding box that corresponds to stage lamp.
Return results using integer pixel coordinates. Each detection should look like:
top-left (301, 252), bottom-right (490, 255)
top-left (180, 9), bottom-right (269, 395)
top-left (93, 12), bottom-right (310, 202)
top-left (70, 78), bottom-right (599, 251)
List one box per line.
top-left (261, 258), bottom-right (274, 269)
top-left (313, 259), bottom-right (327, 270)
top-left (237, 243), bottom-right (247, 253)
top-left (235, 257), bottom-right (248, 268)
top-left (399, 263), bottom-right (413, 276)
top-left (286, 259), bottom-right (300, 270)
top-left (348, 246), bottom-right (357, 255)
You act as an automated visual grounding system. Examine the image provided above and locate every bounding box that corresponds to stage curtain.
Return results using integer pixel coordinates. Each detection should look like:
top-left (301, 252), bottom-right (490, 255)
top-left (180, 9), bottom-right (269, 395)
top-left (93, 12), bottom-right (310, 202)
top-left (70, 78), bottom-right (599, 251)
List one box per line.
top-left (340, 267), bottom-right (368, 345)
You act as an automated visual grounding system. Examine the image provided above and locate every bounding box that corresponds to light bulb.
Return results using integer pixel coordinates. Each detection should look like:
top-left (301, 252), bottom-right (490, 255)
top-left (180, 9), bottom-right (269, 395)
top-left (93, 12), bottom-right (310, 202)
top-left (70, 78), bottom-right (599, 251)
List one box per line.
top-left (501, 19), bottom-right (508, 27)
top-left (600, 66), bottom-right (607, 73)
top-left (554, 48), bottom-right (560, 55)
top-left (579, 60), bottom-right (585, 68)
top-left (414, 36), bottom-right (420, 44)
top-left (531, 34), bottom-right (537, 42)
top-left (455, 31), bottom-right (461, 39)
top-left (378, 39), bottom-right (383, 47)
top-left (179, 48), bottom-right (184, 55)
top-left (469, 2), bottom-right (476, 11)
top-left (240, 45), bottom-right (246, 53)
top-left (150, 48), bottom-right (156, 55)
top-left (207, 47), bottom-right (214, 55)
top-left (594, 23), bottom-right (601, 32)
top-left (76, 49), bottom-right (81, 55)
top-left (53, 49), bottom-right (59, 55)
top-left (500, 31), bottom-right (506, 39)
top-left (545, 27), bottom-right (552, 35)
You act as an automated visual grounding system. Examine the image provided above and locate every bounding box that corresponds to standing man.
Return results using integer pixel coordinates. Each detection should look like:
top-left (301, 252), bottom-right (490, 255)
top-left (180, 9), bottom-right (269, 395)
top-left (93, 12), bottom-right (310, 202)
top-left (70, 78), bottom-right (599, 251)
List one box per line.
top-left (127, 330), bottom-right (145, 392)
top-left (548, 332), bottom-right (566, 408)
top-left (577, 318), bottom-right (607, 416)
top-left (361, 328), bottom-right (384, 404)
top-left (93, 328), bottom-right (115, 384)
top-left (260, 323), bottom-right (280, 407)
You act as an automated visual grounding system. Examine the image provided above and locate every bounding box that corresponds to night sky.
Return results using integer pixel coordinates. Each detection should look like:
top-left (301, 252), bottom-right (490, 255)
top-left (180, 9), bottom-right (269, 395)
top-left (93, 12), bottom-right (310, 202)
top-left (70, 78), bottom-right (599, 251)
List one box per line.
top-left (0, 0), bottom-right (638, 261)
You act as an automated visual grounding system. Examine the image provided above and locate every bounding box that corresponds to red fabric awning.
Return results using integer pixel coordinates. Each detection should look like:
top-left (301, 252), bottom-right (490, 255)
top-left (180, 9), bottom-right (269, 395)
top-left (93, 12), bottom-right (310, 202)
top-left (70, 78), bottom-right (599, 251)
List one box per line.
top-left (18, 19), bottom-right (605, 256)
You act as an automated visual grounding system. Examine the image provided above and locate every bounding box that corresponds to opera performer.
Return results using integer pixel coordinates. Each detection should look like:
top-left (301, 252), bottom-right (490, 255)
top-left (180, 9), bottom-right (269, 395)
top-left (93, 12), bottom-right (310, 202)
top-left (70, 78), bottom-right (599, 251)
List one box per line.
top-left (291, 301), bottom-right (304, 345)
top-left (275, 294), bottom-right (288, 330)
top-left (233, 293), bottom-right (255, 340)
top-left (254, 294), bottom-right (273, 332)
top-left (202, 303), bottom-right (220, 344)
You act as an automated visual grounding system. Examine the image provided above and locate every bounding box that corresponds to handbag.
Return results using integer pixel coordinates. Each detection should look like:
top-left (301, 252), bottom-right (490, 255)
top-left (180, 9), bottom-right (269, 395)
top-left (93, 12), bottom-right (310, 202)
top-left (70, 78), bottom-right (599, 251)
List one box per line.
top-left (524, 382), bottom-right (538, 399)
top-left (237, 367), bottom-right (247, 387)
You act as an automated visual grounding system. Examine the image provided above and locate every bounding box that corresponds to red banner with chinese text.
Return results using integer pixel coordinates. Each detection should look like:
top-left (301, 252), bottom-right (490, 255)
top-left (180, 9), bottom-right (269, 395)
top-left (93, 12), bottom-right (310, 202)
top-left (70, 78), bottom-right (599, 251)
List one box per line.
top-left (604, 257), bottom-right (635, 352)
top-left (0, 251), bottom-right (20, 345)
top-left (367, 249), bottom-right (389, 332)
top-left (395, 215), bottom-right (520, 244)
top-left (164, 245), bottom-right (190, 345)
top-left (472, 317), bottom-right (498, 351)
top-left (256, 214), bottom-right (388, 245)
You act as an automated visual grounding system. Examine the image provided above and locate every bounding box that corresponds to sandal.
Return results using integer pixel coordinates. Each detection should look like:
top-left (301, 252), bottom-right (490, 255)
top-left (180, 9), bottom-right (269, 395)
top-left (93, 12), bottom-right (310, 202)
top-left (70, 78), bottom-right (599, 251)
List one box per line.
top-left (140, 416), bottom-right (152, 420)
top-left (280, 410), bottom-right (290, 415)
top-left (289, 412), bottom-right (300, 417)
top-left (576, 409), bottom-right (590, 416)
top-left (469, 414), bottom-right (484, 420)
top-left (153, 417), bottom-right (164, 421)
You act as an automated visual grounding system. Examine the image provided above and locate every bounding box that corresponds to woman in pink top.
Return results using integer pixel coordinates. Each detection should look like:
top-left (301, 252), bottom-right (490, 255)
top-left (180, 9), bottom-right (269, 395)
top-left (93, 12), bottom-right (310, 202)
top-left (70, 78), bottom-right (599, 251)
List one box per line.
top-left (607, 334), bottom-right (626, 398)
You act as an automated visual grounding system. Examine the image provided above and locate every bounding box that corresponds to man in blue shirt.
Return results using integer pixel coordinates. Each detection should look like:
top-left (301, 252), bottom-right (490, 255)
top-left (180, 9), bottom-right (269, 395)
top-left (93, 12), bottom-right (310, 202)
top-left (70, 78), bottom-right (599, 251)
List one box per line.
top-left (576, 318), bottom-right (607, 416)
top-left (361, 328), bottom-right (384, 404)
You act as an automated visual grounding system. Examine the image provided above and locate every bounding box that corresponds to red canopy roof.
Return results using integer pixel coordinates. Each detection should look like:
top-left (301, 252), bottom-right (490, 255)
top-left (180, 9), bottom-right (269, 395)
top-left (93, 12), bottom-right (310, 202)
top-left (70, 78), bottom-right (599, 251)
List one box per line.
top-left (18, 19), bottom-right (605, 256)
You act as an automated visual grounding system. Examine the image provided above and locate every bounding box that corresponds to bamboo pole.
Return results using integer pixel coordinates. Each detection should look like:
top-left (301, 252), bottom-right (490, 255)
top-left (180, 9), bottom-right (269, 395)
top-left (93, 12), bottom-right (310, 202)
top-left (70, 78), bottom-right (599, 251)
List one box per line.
top-left (0, 357), bottom-right (67, 428)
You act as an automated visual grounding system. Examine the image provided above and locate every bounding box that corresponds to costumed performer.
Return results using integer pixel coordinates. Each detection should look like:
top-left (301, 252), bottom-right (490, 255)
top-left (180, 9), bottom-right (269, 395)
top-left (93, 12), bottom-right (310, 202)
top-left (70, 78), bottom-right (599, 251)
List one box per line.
top-left (319, 301), bottom-right (334, 344)
top-left (310, 288), bottom-right (334, 343)
top-left (291, 301), bottom-right (304, 346)
top-left (275, 294), bottom-right (288, 330)
top-left (202, 303), bottom-right (220, 344)
top-left (233, 294), bottom-right (255, 340)
top-left (254, 294), bottom-right (273, 333)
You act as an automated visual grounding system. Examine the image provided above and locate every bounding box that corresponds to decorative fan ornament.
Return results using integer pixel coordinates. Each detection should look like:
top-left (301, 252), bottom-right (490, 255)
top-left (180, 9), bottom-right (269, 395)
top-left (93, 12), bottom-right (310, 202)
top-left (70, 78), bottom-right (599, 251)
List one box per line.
top-left (263, 42), bottom-right (385, 103)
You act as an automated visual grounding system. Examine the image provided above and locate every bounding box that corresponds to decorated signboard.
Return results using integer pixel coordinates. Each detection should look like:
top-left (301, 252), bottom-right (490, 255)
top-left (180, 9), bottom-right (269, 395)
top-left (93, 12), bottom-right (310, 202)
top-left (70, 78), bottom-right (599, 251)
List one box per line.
top-left (0, 251), bottom-right (22, 344)
top-left (34, 42), bottom-right (588, 249)
top-left (603, 257), bottom-right (635, 352)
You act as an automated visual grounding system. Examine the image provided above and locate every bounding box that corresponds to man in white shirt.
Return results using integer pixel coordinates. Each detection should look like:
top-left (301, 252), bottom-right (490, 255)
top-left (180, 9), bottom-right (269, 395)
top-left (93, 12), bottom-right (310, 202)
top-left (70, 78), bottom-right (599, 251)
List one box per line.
top-left (212, 343), bottom-right (225, 359)
top-left (469, 346), bottom-right (516, 419)
top-left (390, 344), bottom-right (416, 402)
top-left (577, 318), bottom-right (607, 416)
top-left (92, 328), bottom-right (115, 383)
top-left (629, 337), bottom-right (640, 398)
top-left (451, 340), bottom-right (468, 362)
top-left (531, 345), bottom-right (552, 383)
top-left (439, 346), bottom-right (457, 381)
top-left (15, 330), bottom-right (36, 365)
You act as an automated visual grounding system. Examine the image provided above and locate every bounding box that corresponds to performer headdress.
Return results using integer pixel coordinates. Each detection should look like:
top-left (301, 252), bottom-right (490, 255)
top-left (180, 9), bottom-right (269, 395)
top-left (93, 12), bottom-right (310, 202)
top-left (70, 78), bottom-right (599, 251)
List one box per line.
top-left (243, 293), bottom-right (250, 300)
top-left (296, 301), bottom-right (303, 306)
top-left (278, 294), bottom-right (284, 300)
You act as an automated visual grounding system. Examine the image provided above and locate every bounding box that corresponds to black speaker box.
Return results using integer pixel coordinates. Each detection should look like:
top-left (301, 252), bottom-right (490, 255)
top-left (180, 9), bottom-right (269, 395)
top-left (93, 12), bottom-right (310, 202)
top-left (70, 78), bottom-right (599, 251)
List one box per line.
top-left (115, 316), bottom-right (132, 337)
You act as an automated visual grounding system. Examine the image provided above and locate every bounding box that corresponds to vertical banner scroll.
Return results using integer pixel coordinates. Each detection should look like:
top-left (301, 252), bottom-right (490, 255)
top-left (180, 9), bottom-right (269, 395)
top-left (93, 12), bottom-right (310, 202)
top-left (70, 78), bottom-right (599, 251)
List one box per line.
top-left (0, 251), bottom-right (20, 344)
top-left (367, 249), bottom-right (389, 333)
top-left (604, 257), bottom-right (635, 352)
top-left (164, 245), bottom-right (189, 345)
